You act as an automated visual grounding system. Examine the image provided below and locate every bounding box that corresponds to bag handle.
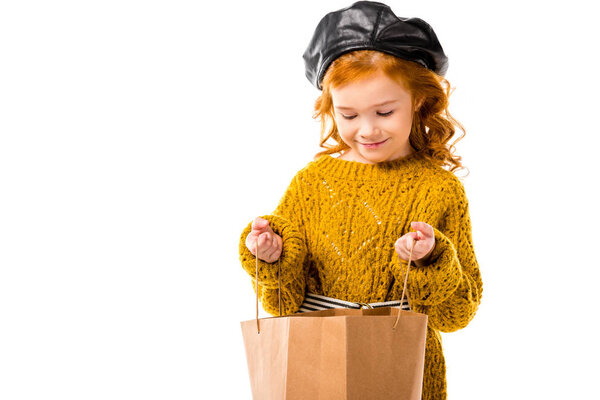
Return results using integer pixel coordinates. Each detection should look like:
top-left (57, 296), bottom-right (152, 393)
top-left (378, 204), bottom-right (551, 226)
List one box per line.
top-left (392, 239), bottom-right (415, 330)
top-left (253, 236), bottom-right (417, 333)
top-left (254, 237), bottom-right (282, 334)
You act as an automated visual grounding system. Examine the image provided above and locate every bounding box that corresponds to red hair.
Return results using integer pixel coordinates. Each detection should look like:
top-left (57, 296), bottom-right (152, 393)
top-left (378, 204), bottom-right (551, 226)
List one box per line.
top-left (312, 50), bottom-right (468, 176)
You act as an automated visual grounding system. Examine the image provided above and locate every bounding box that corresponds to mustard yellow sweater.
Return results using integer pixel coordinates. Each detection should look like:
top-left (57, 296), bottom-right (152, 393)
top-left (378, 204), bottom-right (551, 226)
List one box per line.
top-left (238, 151), bottom-right (483, 400)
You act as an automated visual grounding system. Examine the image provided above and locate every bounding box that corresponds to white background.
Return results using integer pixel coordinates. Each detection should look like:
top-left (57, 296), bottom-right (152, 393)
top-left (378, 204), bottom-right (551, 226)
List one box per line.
top-left (1, 0), bottom-right (599, 399)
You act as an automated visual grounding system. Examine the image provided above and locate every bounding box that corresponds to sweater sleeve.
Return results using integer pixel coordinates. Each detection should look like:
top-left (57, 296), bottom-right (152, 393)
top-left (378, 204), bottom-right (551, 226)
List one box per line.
top-left (391, 180), bottom-right (483, 333)
top-left (238, 173), bottom-right (309, 316)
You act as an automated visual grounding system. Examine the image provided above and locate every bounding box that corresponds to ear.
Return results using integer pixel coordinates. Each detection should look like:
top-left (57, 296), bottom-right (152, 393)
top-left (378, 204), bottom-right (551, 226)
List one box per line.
top-left (415, 97), bottom-right (424, 112)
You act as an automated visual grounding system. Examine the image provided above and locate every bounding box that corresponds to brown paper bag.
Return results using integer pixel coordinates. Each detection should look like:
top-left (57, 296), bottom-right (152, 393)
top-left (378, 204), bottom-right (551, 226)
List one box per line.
top-left (240, 239), bottom-right (428, 399)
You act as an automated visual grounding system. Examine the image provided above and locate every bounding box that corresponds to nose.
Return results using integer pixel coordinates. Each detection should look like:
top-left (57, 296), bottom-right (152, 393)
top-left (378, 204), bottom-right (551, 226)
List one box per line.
top-left (358, 120), bottom-right (383, 142)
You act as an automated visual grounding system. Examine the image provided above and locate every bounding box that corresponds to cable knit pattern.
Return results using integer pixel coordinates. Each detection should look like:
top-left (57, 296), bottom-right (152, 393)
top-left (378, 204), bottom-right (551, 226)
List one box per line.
top-left (238, 151), bottom-right (483, 400)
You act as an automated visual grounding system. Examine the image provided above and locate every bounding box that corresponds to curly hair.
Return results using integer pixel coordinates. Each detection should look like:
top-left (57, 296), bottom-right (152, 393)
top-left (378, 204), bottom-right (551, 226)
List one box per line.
top-left (312, 50), bottom-right (468, 176)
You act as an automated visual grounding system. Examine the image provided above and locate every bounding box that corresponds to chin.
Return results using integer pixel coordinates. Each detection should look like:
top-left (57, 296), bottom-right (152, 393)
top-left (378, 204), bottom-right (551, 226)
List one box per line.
top-left (361, 154), bottom-right (387, 164)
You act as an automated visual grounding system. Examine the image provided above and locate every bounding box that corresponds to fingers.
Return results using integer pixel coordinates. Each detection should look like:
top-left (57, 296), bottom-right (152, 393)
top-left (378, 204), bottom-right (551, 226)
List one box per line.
top-left (247, 218), bottom-right (267, 256)
top-left (252, 216), bottom-right (276, 236)
top-left (261, 232), bottom-right (279, 261)
top-left (258, 231), bottom-right (282, 262)
top-left (254, 231), bottom-right (271, 254)
top-left (254, 232), bottom-right (266, 255)
top-left (407, 232), bottom-right (418, 251)
top-left (252, 216), bottom-right (269, 231)
top-left (247, 226), bottom-right (282, 263)
top-left (410, 221), bottom-right (434, 238)
top-left (247, 217), bottom-right (278, 257)
top-left (399, 232), bottom-right (418, 245)
top-left (394, 231), bottom-right (424, 262)
top-left (247, 217), bottom-right (271, 253)
top-left (247, 231), bottom-right (263, 256)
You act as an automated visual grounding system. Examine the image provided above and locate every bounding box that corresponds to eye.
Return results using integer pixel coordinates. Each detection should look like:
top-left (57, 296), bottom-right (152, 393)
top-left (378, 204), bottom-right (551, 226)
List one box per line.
top-left (341, 110), bottom-right (394, 120)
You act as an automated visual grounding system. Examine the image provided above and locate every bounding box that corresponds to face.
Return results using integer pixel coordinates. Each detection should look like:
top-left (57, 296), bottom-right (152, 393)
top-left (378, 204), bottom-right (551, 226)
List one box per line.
top-left (331, 70), bottom-right (419, 164)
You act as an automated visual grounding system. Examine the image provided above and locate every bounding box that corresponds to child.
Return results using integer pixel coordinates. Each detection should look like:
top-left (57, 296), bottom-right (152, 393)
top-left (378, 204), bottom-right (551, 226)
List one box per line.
top-left (238, 1), bottom-right (483, 399)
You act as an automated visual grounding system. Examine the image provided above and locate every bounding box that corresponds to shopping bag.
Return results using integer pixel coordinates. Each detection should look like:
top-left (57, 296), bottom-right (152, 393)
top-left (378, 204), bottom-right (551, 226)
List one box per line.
top-left (240, 239), bottom-right (428, 400)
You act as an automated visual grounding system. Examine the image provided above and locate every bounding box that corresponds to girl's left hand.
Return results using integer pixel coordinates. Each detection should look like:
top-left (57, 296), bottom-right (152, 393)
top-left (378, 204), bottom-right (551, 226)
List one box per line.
top-left (394, 221), bottom-right (436, 265)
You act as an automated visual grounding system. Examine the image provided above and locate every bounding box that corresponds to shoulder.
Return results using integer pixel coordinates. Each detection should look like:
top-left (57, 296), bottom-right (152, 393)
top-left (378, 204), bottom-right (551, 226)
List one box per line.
top-left (294, 154), bottom-right (330, 179)
top-left (283, 157), bottom-right (324, 188)
top-left (421, 159), bottom-right (468, 205)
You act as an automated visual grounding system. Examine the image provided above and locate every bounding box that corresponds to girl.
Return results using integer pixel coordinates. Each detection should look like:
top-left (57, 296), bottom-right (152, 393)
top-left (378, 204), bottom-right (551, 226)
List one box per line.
top-left (238, 2), bottom-right (483, 399)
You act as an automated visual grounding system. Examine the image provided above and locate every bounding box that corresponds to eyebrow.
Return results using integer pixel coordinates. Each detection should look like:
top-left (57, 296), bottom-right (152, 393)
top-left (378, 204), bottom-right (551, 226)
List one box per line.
top-left (335, 99), bottom-right (399, 111)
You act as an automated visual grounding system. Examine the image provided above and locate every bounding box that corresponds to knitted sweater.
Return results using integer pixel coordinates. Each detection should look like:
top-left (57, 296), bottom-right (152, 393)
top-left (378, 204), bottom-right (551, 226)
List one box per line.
top-left (238, 151), bottom-right (483, 400)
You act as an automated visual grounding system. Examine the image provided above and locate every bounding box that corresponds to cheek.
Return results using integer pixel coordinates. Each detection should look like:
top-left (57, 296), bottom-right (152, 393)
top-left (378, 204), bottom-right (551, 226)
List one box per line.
top-left (387, 114), bottom-right (412, 132)
top-left (336, 121), bottom-right (354, 140)
top-left (338, 130), bottom-right (353, 145)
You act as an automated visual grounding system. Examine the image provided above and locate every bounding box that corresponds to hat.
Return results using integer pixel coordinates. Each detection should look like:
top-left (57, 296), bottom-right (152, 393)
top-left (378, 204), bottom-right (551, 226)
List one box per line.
top-left (302, 1), bottom-right (449, 90)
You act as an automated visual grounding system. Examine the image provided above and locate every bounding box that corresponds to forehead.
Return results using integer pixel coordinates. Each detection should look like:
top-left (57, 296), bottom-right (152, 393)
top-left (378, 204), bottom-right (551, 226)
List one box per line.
top-left (331, 72), bottom-right (411, 109)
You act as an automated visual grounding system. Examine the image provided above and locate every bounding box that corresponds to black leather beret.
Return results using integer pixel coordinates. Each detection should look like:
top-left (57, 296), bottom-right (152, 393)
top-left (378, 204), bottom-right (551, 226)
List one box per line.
top-left (302, 1), bottom-right (449, 90)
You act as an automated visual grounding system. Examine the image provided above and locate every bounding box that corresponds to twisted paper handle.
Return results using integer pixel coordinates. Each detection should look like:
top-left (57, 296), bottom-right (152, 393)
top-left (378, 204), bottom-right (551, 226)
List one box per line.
top-left (392, 239), bottom-right (416, 330)
top-left (255, 236), bottom-right (281, 334)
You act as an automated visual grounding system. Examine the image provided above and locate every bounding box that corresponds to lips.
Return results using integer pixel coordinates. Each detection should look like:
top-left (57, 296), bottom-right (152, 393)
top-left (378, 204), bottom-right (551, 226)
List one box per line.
top-left (361, 139), bottom-right (387, 145)
top-left (361, 139), bottom-right (387, 146)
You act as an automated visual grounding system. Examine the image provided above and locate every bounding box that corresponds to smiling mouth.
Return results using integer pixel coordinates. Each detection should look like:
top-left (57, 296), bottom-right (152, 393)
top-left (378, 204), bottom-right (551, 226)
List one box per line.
top-left (360, 139), bottom-right (388, 145)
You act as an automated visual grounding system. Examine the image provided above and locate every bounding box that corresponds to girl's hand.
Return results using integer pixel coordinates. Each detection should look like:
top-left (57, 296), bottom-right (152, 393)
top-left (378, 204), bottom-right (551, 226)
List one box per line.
top-left (394, 221), bottom-right (436, 266)
top-left (245, 217), bottom-right (283, 263)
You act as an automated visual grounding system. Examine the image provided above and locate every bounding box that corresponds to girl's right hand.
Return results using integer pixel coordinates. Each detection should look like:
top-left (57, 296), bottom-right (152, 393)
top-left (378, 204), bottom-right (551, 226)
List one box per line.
top-left (245, 217), bottom-right (283, 263)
